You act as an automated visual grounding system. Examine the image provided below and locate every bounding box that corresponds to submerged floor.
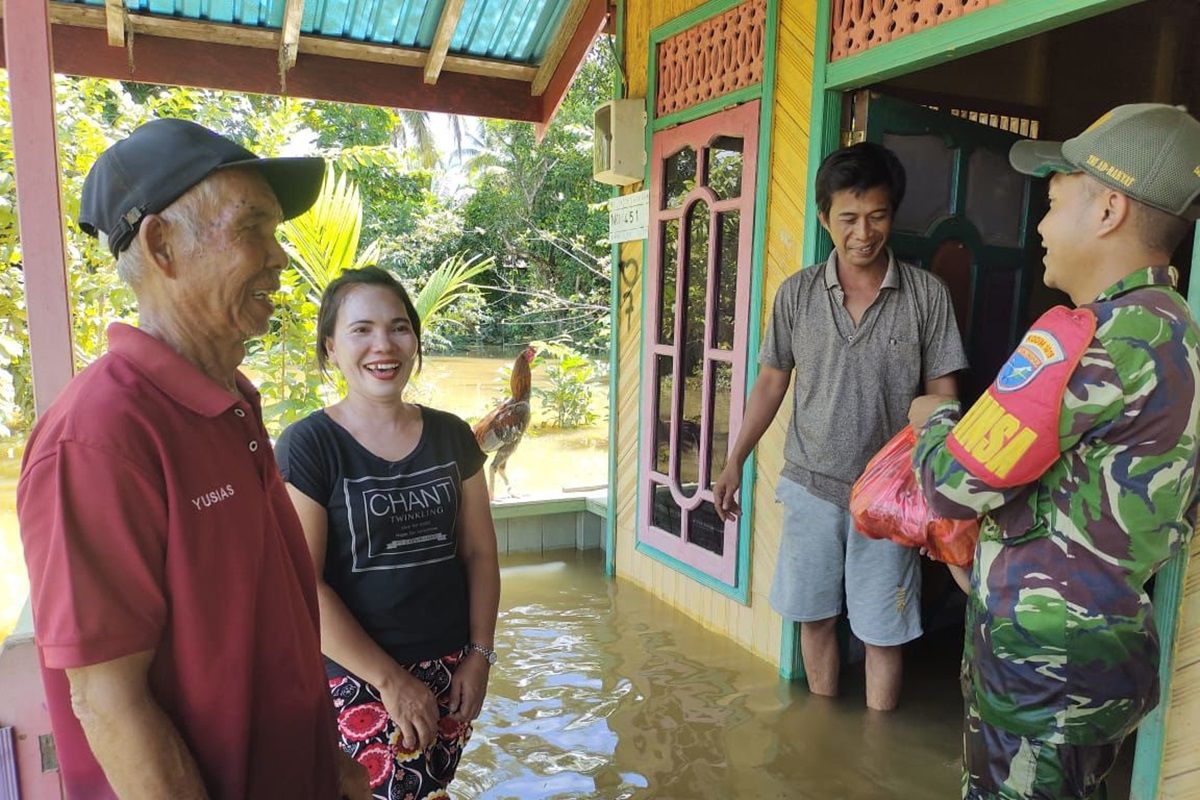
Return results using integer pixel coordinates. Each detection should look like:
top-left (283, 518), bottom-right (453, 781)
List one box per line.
top-left (457, 549), bottom-right (969, 799)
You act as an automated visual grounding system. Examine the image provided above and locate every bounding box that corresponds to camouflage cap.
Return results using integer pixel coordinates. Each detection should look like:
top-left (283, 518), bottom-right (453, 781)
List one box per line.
top-left (1009, 103), bottom-right (1200, 220)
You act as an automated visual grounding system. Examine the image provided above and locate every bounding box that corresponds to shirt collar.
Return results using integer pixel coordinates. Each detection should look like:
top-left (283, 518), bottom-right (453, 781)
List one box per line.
top-left (824, 248), bottom-right (900, 291)
top-left (106, 323), bottom-right (260, 418)
top-left (1094, 265), bottom-right (1179, 302)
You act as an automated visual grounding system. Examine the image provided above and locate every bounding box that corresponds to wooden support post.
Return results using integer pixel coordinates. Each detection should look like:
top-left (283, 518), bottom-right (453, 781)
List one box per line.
top-left (279, 0), bottom-right (304, 70)
top-left (424, 0), bottom-right (464, 85)
top-left (103, 0), bottom-right (124, 46)
top-left (3, 0), bottom-right (75, 415)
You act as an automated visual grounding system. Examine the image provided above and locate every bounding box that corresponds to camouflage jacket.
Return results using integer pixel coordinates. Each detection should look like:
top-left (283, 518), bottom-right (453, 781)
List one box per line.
top-left (914, 266), bottom-right (1200, 745)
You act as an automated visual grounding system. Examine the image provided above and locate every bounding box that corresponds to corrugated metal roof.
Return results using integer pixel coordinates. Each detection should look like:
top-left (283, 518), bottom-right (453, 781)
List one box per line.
top-left (63, 0), bottom-right (570, 63)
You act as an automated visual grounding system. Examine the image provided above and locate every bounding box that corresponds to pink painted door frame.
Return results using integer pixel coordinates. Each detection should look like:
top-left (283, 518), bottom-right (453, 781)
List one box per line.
top-left (637, 100), bottom-right (760, 586)
top-left (4, 0), bottom-right (75, 415)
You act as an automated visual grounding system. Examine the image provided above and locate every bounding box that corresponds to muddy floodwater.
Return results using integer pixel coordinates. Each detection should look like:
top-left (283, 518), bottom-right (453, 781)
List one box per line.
top-left (414, 353), bottom-right (609, 498)
top-left (458, 549), bottom-right (970, 799)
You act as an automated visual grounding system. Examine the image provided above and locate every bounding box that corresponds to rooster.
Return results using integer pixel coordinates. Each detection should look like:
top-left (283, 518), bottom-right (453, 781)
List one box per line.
top-left (473, 345), bottom-right (537, 498)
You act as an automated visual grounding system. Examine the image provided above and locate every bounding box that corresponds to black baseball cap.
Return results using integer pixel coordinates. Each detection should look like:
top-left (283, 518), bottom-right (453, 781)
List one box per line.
top-left (79, 118), bottom-right (325, 257)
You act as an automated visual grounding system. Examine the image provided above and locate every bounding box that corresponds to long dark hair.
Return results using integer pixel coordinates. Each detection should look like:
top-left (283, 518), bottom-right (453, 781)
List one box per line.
top-left (315, 266), bottom-right (423, 375)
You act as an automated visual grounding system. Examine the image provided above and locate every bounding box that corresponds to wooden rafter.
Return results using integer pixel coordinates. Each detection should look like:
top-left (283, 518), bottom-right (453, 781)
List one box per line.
top-left (0, 20), bottom-right (545, 121)
top-left (279, 0), bottom-right (305, 70)
top-left (103, 0), bottom-right (124, 46)
top-left (531, 0), bottom-right (589, 96)
top-left (424, 0), bottom-right (465, 85)
top-left (534, 0), bottom-right (606, 139)
top-left (26, 3), bottom-right (539, 82)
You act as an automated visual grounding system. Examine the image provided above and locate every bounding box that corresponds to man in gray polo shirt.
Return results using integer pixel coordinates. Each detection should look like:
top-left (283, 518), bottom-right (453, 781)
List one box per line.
top-left (714, 142), bottom-right (967, 710)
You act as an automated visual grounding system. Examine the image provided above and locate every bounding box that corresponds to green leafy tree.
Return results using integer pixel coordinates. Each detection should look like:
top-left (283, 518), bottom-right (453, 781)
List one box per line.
top-left (0, 75), bottom-right (480, 438)
top-left (457, 42), bottom-right (616, 351)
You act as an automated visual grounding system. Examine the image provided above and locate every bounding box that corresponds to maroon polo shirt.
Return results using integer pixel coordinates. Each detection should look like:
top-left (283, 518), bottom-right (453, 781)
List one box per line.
top-left (17, 323), bottom-right (338, 799)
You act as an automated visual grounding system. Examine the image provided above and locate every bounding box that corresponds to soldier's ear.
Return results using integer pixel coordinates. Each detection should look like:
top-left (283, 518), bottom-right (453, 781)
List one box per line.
top-left (1095, 189), bottom-right (1133, 239)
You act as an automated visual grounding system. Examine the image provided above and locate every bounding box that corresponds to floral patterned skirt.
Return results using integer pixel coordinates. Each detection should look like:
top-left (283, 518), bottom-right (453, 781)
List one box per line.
top-left (329, 649), bottom-right (472, 800)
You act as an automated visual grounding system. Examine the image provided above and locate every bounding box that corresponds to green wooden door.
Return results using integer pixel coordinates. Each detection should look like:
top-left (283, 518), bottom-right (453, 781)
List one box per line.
top-left (855, 91), bottom-right (1041, 402)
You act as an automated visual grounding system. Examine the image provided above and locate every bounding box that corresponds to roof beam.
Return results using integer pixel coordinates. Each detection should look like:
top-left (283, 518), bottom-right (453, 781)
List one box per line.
top-left (424, 0), bottom-right (464, 85)
top-left (531, 0), bottom-right (589, 96)
top-left (534, 0), bottom-right (606, 137)
top-left (30, 4), bottom-right (538, 81)
top-left (0, 18), bottom-right (545, 122)
top-left (279, 0), bottom-right (304, 69)
top-left (104, 0), bottom-right (124, 46)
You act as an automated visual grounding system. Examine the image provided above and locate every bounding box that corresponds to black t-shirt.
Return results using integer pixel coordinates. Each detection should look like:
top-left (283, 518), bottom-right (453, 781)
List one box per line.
top-left (276, 405), bottom-right (485, 669)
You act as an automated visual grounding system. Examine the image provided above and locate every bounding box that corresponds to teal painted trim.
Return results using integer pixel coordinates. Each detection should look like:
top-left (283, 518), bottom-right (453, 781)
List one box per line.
top-left (1191, 221), bottom-right (1200, 320)
top-left (1129, 552), bottom-right (1189, 799)
top-left (634, 541), bottom-right (748, 602)
top-left (734, 0), bottom-right (780, 614)
top-left (651, 0), bottom-right (755, 43)
top-left (824, 0), bottom-right (1142, 90)
top-left (605, 0), bottom-right (627, 578)
top-left (777, 610), bottom-right (800, 680)
top-left (652, 85), bottom-right (764, 132)
top-left (635, 5), bottom-right (651, 583)
top-left (1129, 219), bottom-right (1200, 798)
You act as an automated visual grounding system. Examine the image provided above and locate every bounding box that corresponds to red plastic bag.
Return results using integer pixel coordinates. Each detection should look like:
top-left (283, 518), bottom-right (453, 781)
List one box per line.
top-left (850, 425), bottom-right (978, 566)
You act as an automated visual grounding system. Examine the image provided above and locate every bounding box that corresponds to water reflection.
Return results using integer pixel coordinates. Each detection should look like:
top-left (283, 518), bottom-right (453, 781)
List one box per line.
top-left (458, 550), bottom-right (965, 799)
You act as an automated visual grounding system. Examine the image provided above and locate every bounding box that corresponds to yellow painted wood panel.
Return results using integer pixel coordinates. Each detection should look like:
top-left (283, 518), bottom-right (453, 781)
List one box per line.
top-left (1161, 661), bottom-right (1200, 790)
top-left (1162, 533), bottom-right (1200, 791)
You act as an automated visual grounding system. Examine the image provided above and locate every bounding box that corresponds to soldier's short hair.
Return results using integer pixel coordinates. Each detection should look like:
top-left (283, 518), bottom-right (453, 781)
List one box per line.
top-left (1130, 200), bottom-right (1191, 256)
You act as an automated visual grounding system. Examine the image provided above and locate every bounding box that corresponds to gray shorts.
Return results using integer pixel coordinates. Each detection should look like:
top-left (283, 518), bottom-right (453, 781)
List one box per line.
top-left (770, 476), bottom-right (922, 647)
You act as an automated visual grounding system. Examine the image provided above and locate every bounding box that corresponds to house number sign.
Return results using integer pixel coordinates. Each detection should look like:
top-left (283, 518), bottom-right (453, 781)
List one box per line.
top-left (608, 190), bottom-right (650, 243)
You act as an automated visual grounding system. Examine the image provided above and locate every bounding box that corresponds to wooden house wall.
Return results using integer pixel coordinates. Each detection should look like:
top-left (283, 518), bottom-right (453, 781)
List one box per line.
top-left (612, 0), bottom-right (819, 667)
top-left (1162, 533), bottom-right (1200, 797)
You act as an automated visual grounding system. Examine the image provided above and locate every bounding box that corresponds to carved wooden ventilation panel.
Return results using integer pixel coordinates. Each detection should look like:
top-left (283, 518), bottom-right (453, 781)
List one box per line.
top-left (830, 0), bottom-right (1003, 61)
top-left (656, 0), bottom-right (766, 118)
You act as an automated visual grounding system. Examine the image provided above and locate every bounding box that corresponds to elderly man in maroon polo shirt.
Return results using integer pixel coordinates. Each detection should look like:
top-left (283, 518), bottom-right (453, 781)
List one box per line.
top-left (16, 120), bottom-right (368, 799)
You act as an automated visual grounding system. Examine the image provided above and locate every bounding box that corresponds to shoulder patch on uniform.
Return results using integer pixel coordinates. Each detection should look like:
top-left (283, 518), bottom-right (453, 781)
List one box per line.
top-left (947, 306), bottom-right (1097, 488)
top-left (996, 329), bottom-right (1066, 392)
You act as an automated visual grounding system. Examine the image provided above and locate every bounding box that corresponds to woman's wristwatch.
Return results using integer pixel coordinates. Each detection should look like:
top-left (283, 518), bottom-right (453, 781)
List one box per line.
top-left (467, 642), bottom-right (497, 666)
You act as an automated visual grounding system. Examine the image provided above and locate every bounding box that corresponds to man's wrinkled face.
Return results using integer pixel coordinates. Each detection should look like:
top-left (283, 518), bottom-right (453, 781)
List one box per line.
top-left (174, 169), bottom-right (287, 342)
top-left (820, 185), bottom-right (894, 271)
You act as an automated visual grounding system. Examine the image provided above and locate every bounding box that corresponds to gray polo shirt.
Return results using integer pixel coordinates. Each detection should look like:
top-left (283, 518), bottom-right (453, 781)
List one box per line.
top-left (759, 249), bottom-right (968, 506)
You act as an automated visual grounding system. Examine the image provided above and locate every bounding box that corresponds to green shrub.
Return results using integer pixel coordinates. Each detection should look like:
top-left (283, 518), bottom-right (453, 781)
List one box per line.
top-left (533, 340), bottom-right (597, 429)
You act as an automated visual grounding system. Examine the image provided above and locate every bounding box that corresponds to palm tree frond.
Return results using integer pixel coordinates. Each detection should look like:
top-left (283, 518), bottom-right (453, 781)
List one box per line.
top-left (412, 252), bottom-right (494, 322)
top-left (279, 163), bottom-right (365, 296)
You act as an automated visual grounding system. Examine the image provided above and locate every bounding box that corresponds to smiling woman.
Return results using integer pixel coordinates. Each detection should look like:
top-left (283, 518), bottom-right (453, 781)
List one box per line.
top-left (276, 266), bottom-right (501, 800)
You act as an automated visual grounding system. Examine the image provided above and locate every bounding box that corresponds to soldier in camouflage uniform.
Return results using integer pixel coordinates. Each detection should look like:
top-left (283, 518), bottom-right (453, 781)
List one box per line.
top-left (908, 104), bottom-right (1200, 799)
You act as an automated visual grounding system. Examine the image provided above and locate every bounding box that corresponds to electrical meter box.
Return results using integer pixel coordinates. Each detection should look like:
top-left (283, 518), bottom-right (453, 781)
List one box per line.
top-left (593, 99), bottom-right (646, 186)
